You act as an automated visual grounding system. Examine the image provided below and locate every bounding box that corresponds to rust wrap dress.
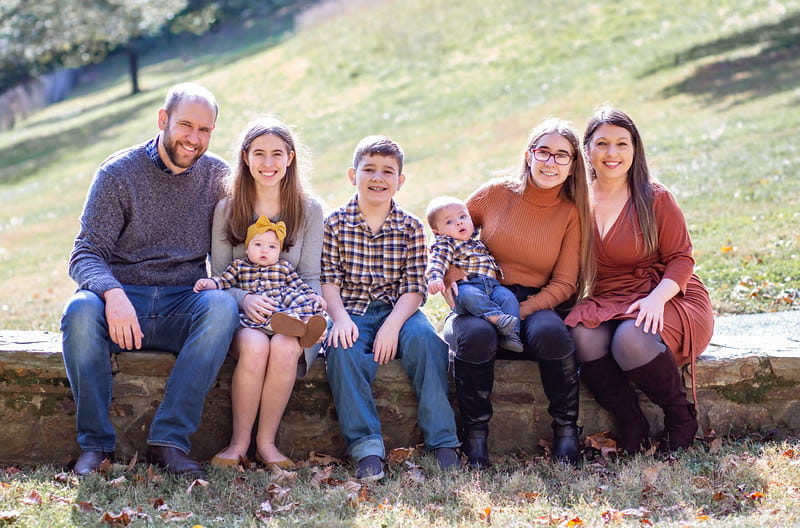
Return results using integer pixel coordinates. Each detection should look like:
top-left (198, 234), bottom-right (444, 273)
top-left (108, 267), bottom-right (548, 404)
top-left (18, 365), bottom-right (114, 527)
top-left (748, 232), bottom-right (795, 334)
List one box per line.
top-left (565, 184), bottom-right (714, 368)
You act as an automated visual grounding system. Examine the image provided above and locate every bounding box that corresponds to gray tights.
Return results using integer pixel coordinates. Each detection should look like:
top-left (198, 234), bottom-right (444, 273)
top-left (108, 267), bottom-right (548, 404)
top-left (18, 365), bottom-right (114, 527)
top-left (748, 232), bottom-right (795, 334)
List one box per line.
top-left (571, 320), bottom-right (666, 371)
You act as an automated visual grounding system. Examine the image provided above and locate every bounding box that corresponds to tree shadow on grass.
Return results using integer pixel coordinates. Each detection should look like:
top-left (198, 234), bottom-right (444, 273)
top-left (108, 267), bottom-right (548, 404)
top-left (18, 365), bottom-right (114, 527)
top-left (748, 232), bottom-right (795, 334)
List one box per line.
top-left (0, 93), bottom-right (160, 186)
top-left (645, 11), bottom-right (800, 107)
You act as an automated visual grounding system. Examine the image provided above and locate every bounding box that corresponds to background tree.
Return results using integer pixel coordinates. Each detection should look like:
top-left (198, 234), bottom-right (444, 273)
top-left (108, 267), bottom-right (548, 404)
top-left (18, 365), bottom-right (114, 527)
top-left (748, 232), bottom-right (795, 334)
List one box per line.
top-left (0, 0), bottom-right (188, 95)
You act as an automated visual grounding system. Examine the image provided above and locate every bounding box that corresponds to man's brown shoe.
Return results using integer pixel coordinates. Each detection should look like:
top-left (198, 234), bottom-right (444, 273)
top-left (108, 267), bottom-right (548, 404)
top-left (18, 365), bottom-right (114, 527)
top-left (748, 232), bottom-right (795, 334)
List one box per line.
top-left (74, 450), bottom-right (113, 476)
top-left (146, 446), bottom-right (205, 477)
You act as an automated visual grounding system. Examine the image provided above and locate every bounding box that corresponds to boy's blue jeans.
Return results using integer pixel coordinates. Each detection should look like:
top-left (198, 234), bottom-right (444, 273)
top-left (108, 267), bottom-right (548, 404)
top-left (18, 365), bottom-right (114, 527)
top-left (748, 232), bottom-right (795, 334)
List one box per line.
top-left (325, 301), bottom-right (459, 462)
top-left (454, 275), bottom-right (520, 335)
top-left (60, 286), bottom-right (239, 454)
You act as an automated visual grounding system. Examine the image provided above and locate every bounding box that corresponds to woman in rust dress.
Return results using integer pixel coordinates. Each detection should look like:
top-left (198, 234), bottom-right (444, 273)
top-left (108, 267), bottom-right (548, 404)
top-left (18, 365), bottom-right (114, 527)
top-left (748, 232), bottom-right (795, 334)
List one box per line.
top-left (566, 107), bottom-right (713, 454)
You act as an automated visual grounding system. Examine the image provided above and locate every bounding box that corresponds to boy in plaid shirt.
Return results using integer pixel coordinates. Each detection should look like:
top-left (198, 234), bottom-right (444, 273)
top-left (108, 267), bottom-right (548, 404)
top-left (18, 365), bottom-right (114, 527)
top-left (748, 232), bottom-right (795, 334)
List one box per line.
top-left (322, 136), bottom-right (460, 481)
top-left (425, 196), bottom-right (523, 352)
top-left (196, 216), bottom-right (326, 348)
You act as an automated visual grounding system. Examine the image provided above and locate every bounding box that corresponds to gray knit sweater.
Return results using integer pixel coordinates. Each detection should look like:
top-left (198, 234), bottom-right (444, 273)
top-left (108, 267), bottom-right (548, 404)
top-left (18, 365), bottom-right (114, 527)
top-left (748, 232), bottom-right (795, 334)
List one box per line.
top-left (68, 139), bottom-right (230, 295)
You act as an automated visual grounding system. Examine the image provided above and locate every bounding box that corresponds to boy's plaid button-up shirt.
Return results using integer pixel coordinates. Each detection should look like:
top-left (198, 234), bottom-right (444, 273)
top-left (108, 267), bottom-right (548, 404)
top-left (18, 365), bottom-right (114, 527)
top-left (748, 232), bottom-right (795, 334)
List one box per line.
top-left (322, 196), bottom-right (428, 316)
top-left (425, 231), bottom-right (501, 283)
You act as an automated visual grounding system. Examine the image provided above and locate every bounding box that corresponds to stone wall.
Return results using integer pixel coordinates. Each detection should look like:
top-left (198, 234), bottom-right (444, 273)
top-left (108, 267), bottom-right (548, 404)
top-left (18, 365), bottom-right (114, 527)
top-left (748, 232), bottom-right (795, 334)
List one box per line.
top-left (1, 330), bottom-right (799, 465)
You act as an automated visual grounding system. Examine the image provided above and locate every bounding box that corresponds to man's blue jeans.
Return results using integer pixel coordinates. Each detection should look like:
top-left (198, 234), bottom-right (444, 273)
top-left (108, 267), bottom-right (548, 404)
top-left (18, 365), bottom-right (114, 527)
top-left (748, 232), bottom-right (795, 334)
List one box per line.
top-left (325, 301), bottom-right (459, 462)
top-left (60, 286), bottom-right (239, 454)
top-left (454, 275), bottom-right (520, 335)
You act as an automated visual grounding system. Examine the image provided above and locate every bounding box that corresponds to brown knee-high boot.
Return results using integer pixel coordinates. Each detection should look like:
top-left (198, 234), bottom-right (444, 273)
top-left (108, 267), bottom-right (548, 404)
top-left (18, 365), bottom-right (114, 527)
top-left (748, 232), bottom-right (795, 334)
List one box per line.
top-left (626, 351), bottom-right (697, 453)
top-left (580, 354), bottom-right (650, 455)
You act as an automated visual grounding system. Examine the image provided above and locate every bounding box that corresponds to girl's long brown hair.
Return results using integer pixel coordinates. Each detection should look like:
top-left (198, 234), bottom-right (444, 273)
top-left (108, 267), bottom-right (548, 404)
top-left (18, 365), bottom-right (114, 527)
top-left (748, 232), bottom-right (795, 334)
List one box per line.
top-left (225, 117), bottom-right (307, 250)
top-left (583, 107), bottom-right (657, 256)
top-left (514, 118), bottom-right (594, 302)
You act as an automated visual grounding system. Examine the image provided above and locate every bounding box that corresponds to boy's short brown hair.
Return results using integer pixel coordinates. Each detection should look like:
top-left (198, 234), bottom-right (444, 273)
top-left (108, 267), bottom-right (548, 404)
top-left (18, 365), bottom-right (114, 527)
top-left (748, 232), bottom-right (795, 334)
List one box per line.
top-left (425, 196), bottom-right (466, 230)
top-left (352, 135), bottom-right (404, 173)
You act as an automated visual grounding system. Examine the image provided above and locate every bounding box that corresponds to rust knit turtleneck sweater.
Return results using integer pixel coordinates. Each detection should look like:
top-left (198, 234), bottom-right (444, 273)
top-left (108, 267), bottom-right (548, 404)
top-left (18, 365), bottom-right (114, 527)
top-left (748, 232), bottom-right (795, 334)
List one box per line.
top-left (459, 178), bottom-right (581, 314)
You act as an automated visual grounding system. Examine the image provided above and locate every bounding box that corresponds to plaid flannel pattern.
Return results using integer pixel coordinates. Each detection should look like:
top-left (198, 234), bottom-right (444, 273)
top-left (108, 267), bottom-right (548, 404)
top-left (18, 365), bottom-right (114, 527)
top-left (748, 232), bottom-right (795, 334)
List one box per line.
top-left (212, 258), bottom-right (322, 327)
top-left (321, 196), bottom-right (428, 316)
top-left (425, 232), bottom-right (501, 283)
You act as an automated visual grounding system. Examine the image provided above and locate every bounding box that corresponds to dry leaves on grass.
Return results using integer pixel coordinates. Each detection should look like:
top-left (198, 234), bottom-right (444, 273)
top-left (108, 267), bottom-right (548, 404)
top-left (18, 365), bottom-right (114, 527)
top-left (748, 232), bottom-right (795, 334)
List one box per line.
top-left (19, 490), bottom-right (42, 506)
top-left (159, 510), bottom-right (193, 521)
top-left (387, 445), bottom-right (423, 465)
top-left (74, 501), bottom-right (101, 513)
top-left (517, 491), bottom-right (540, 501)
top-left (307, 451), bottom-right (342, 466)
top-left (100, 507), bottom-right (151, 525)
top-left (402, 461), bottom-right (426, 485)
top-left (478, 506), bottom-right (491, 524)
top-left (584, 431), bottom-right (618, 457)
top-left (0, 510), bottom-right (21, 522)
top-left (185, 479), bottom-right (209, 494)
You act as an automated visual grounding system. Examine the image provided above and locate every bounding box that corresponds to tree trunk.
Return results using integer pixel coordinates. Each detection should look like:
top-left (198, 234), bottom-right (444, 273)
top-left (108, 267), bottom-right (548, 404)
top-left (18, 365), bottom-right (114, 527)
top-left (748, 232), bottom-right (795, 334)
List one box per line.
top-left (128, 46), bottom-right (139, 95)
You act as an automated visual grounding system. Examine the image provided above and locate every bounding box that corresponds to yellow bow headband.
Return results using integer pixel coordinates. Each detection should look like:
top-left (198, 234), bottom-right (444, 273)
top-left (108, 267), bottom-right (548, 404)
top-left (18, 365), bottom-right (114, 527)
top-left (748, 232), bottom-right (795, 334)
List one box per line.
top-left (245, 216), bottom-right (287, 248)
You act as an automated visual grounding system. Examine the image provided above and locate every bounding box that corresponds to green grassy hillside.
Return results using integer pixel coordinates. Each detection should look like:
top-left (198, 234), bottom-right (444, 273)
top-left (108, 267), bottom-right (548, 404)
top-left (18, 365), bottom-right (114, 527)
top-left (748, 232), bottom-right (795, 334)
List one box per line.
top-left (1, 0), bottom-right (798, 330)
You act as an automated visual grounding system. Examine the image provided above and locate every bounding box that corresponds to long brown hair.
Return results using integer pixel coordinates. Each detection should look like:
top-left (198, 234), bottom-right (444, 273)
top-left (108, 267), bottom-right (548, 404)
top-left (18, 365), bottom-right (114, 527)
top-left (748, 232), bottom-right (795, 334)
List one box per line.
top-left (583, 107), bottom-right (657, 256)
top-left (225, 117), bottom-right (307, 250)
top-left (515, 118), bottom-right (594, 302)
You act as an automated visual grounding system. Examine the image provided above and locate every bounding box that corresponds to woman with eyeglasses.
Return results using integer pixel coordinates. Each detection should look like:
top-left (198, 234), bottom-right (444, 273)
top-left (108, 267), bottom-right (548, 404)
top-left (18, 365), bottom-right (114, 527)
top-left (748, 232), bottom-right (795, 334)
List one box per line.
top-left (441, 118), bottom-right (593, 467)
top-left (566, 107), bottom-right (713, 455)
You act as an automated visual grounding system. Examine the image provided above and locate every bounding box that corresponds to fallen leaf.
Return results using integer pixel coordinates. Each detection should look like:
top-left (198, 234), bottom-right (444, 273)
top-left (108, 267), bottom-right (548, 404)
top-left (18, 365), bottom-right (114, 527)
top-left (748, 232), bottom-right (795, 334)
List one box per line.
top-left (478, 506), bottom-right (491, 523)
top-left (269, 465), bottom-right (298, 483)
top-left (47, 493), bottom-right (72, 505)
top-left (584, 431), bottom-right (617, 453)
top-left (309, 466), bottom-right (332, 487)
top-left (74, 501), bottom-right (100, 513)
top-left (538, 438), bottom-right (552, 457)
top-left (258, 499), bottom-right (273, 515)
top-left (19, 490), bottom-right (43, 506)
top-left (620, 507), bottom-right (651, 517)
top-left (101, 510), bottom-right (131, 526)
top-left (565, 517), bottom-right (583, 527)
top-left (639, 520), bottom-right (653, 525)
top-left (721, 245), bottom-right (734, 254)
top-left (517, 492), bottom-right (540, 501)
top-left (341, 479), bottom-right (363, 493)
top-left (146, 464), bottom-right (163, 484)
top-left (126, 451), bottom-right (138, 472)
top-left (98, 458), bottom-right (112, 476)
top-left (713, 491), bottom-right (733, 501)
top-left (347, 483), bottom-right (369, 506)
top-left (267, 483), bottom-right (291, 500)
top-left (108, 475), bottom-right (127, 487)
top-left (691, 476), bottom-right (712, 489)
top-left (4, 467), bottom-right (20, 475)
top-left (307, 452), bottom-right (342, 466)
top-left (696, 515), bottom-right (710, 521)
top-left (148, 497), bottom-right (167, 511)
top-left (186, 479), bottom-right (209, 494)
top-left (0, 510), bottom-right (21, 521)
top-left (783, 449), bottom-right (795, 459)
top-left (744, 491), bottom-right (765, 500)
top-left (602, 509), bottom-right (623, 523)
top-left (403, 461), bottom-right (426, 484)
top-left (387, 446), bottom-right (417, 465)
top-left (709, 437), bottom-right (724, 453)
top-left (160, 510), bottom-right (193, 521)
top-left (53, 472), bottom-right (73, 483)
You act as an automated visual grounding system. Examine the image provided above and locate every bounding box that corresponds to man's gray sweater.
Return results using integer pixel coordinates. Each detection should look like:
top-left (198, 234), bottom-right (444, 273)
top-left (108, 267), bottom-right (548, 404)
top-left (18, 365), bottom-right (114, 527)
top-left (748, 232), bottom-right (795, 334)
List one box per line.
top-left (68, 139), bottom-right (229, 296)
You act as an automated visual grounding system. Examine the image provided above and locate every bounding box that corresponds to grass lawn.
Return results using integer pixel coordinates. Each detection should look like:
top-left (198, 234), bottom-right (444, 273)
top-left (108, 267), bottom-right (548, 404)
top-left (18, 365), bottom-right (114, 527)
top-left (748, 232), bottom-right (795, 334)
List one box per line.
top-left (0, 0), bottom-right (798, 330)
top-left (2, 435), bottom-right (800, 527)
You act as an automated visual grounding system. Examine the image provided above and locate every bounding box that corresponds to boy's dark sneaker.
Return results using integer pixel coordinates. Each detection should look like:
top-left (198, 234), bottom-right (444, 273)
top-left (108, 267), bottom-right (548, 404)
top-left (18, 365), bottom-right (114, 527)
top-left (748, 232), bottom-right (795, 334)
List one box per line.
top-left (435, 447), bottom-right (460, 470)
top-left (499, 332), bottom-right (524, 353)
top-left (356, 455), bottom-right (384, 481)
top-left (495, 314), bottom-right (518, 335)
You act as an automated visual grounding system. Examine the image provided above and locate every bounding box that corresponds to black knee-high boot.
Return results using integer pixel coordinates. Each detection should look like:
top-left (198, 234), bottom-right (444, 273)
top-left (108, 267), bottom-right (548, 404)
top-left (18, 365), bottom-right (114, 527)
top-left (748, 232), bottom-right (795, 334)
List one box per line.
top-left (580, 354), bottom-right (650, 454)
top-left (626, 351), bottom-right (697, 453)
top-left (454, 357), bottom-right (494, 467)
top-left (538, 355), bottom-right (581, 466)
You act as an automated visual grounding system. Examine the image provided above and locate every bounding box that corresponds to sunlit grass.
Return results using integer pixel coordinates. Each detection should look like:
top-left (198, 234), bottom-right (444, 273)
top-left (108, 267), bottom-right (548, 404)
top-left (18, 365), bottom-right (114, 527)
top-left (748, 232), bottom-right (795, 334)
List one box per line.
top-left (1, 0), bottom-right (799, 330)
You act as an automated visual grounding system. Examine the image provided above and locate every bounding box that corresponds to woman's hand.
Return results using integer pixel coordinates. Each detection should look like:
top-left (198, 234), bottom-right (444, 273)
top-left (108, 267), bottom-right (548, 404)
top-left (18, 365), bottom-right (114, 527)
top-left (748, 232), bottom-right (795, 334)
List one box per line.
top-left (519, 303), bottom-right (535, 321)
top-left (243, 293), bottom-right (279, 325)
top-left (441, 281), bottom-right (458, 309)
top-left (626, 293), bottom-right (666, 334)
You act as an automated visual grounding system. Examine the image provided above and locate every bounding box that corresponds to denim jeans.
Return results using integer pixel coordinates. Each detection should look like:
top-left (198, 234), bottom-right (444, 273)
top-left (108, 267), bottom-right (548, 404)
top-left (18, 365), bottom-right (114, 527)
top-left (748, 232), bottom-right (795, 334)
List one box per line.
top-left (61, 286), bottom-right (239, 454)
top-left (454, 275), bottom-right (520, 335)
top-left (325, 301), bottom-right (459, 462)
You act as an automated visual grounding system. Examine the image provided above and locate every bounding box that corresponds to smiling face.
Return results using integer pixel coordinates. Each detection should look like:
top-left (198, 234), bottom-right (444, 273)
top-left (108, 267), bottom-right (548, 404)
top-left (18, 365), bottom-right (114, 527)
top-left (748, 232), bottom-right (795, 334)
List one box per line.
top-left (432, 203), bottom-right (474, 241)
top-left (157, 99), bottom-right (216, 173)
top-left (245, 230), bottom-right (281, 266)
top-left (587, 123), bottom-right (634, 182)
top-left (348, 153), bottom-right (405, 209)
top-left (525, 132), bottom-right (574, 190)
top-left (245, 133), bottom-right (295, 190)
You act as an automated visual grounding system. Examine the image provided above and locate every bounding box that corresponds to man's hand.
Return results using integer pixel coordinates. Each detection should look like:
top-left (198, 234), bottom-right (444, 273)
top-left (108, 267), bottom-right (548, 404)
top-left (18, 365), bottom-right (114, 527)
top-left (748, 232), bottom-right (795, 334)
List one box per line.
top-left (243, 293), bottom-right (279, 324)
top-left (441, 281), bottom-right (459, 309)
top-left (326, 316), bottom-right (359, 349)
top-left (427, 278), bottom-right (446, 295)
top-left (104, 288), bottom-right (143, 350)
